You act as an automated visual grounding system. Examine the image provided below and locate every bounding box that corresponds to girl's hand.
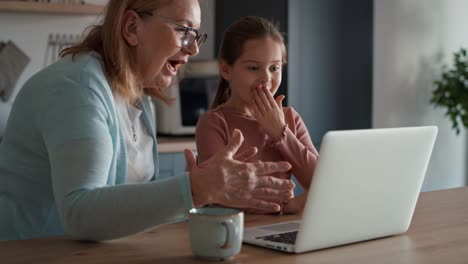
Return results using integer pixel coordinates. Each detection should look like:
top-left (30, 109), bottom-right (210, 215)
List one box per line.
top-left (185, 129), bottom-right (295, 213)
top-left (282, 193), bottom-right (308, 214)
top-left (251, 85), bottom-right (286, 142)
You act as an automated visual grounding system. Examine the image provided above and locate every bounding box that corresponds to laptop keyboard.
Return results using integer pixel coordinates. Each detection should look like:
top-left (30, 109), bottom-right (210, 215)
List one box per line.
top-left (257, 231), bottom-right (298, 245)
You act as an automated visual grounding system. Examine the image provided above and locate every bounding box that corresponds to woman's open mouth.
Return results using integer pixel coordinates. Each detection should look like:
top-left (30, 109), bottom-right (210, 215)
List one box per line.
top-left (165, 60), bottom-right (186, 76)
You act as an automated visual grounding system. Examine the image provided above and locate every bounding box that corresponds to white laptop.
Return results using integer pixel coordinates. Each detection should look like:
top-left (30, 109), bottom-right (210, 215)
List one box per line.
top-left (243, 126), bottom-right (438, 253)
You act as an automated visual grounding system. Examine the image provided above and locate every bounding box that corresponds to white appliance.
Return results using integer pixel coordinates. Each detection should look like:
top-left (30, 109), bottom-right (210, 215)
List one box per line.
top-left (154, 60), bottom-right (218, 136)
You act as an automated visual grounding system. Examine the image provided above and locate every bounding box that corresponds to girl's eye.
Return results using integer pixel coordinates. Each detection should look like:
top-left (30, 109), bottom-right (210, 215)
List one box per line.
top-left (247, 66), bottom-right (258, 71)
top-left (270, 66), bottom-right (281, 72)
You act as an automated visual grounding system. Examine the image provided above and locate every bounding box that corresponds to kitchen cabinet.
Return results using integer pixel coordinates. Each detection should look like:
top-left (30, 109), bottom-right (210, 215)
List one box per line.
top-left (156, 137), bottom-right (194, 179)
top-left (0, 1), bottom-right (104, 15)
top-left (158, 153), bottom-right (187, 180)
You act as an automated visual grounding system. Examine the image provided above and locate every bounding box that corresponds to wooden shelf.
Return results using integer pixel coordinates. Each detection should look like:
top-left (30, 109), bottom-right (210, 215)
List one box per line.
top-left (0, 1), bottom-right (105, 15)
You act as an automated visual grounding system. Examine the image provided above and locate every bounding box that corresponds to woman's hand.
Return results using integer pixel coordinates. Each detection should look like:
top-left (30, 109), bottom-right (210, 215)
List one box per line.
top-left (251, 85), bottom-right (286, 142)
top-left (185, 129), bottom-right (295, 213)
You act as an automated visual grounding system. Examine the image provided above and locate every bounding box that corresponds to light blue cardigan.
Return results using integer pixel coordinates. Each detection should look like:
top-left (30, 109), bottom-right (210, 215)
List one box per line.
top-left (0, 53), bottom-right (193, 240)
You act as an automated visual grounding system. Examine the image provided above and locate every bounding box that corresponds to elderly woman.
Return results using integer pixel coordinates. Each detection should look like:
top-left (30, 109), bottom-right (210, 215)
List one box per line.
top-left (0, 0), bottom-right (294, 241)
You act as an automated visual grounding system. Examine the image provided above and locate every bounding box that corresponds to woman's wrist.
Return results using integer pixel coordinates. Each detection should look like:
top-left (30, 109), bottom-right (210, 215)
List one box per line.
top-left (188, 169), bottom-right (212, 207)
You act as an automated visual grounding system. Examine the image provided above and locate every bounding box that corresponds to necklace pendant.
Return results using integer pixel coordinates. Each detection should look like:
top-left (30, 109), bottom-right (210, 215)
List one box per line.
top-left (127, 102), bottom-right (138, 142)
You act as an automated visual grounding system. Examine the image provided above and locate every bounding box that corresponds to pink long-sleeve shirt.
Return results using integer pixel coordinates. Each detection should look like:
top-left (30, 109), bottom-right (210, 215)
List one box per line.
top-left (195, 105), bottom-right (319, 195)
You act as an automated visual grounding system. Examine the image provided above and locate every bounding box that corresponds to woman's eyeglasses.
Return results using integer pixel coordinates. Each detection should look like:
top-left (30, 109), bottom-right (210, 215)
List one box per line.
top-left (139, 11), bottom-right (207, 48)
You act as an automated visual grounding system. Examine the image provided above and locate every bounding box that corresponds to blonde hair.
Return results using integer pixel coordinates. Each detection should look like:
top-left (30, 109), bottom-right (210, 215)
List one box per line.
top-left (211, 16), bottom-right (287, 109)
top-left (60, 0), bottom-right (173, 104)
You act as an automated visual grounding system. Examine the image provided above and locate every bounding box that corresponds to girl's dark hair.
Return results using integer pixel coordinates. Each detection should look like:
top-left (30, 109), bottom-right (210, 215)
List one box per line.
top-left (211, 16), bottom-right (287, 108)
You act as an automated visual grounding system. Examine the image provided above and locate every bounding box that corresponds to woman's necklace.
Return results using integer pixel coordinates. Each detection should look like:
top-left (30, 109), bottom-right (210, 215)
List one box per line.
top-left (126, 103), bottom-right (137, 142)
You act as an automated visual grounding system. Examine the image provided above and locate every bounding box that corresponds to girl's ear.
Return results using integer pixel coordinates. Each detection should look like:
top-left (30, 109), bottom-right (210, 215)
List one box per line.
top-left (219, 60), bottom-right (231, 81)
top-left (122, 10), bottom-right (140, 46)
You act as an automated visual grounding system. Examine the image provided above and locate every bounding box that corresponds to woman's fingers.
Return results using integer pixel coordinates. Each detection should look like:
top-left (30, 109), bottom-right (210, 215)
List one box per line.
top-left (242, 198), bottom-right (281, 212)
top-left (195, 129), bottom-right (244, 169)
top-left (255, 175), bottom-right (295, 190)
top-left (252, 186), bottom-right (294, 201)
top-left (233, 147), bottom-right (258, 162)
top-left (184, 149), bottom-right (197, 172)
top-left (192, 142), bottom-right (295, 212)
top-left (221, 129), bottom-right (244, 158)
top-left (252, 161), bottom-right (292, 176)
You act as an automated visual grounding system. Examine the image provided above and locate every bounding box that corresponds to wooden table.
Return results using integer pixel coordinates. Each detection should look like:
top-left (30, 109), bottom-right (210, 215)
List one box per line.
top-left (1, 187), bottom-right (467, 264)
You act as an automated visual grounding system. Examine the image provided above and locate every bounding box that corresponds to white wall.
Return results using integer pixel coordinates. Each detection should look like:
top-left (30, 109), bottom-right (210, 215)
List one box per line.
top-left (0, 0), bottom-right (215, 137)
top-left (0, 1), bottom-right (105, 136)
top-left (373, 0), bottom-right (468, 191)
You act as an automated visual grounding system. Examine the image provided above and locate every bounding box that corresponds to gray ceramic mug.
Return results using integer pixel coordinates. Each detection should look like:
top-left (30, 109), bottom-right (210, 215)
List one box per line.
top-left (188, 207), bottom-right (244, 261)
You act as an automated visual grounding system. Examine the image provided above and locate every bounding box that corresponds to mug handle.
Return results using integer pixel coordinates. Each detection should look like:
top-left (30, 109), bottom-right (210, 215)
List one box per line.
top-left (220, 219), bottom-right (238, 249)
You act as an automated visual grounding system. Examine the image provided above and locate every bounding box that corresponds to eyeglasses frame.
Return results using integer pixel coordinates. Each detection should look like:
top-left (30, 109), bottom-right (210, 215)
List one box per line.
top-left (138, 11), bottom-right (207, 48)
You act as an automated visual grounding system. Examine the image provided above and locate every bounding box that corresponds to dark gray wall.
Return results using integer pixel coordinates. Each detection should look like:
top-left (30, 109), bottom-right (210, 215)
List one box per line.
top-left (288, 0), bottom-right (373, 147)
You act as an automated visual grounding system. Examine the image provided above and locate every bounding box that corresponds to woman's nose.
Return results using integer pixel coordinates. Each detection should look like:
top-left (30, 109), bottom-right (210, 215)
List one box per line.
top-left (183, 41), bottom-right (200, 56)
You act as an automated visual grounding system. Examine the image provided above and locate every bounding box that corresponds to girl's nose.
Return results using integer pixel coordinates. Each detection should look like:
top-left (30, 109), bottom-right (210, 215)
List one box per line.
top-left (260, 71), bottom-right (271, 82)
top-left (257, 80), bottom-right (266, 87)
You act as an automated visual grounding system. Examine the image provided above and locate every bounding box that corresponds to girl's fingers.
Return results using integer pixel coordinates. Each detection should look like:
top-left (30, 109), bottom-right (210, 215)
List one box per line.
top-left (276, 95), bottom-right (285, 109)
top-left (261, 86), bottom-right (277, 109)
top-left (254, 87), bottom-right (267, 114)
top-left (256, 85), bottom-right (273, 109)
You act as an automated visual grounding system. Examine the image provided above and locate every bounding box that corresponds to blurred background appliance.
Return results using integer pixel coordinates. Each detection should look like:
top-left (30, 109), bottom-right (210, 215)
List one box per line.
top-left (154, 60), bottom-right (219, 136)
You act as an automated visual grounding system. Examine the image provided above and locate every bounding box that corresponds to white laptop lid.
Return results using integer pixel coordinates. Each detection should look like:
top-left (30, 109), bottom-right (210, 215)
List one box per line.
top-left (293, 126), bottom-right (438, 252)
top-left (243, 126), bottom-right (438, 253)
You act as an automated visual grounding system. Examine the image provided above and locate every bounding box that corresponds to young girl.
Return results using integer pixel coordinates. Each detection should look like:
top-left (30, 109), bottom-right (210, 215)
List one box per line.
top-left (196, 16), bottom-right (318, 214)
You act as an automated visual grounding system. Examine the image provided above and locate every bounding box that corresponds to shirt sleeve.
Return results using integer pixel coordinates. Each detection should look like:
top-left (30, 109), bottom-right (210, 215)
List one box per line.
top-left (270, 108), bottom-right (319, 189)
top-left (40, 83), bottom-right (193, 241)
top-left (195, 111), bottom-right (228, 163)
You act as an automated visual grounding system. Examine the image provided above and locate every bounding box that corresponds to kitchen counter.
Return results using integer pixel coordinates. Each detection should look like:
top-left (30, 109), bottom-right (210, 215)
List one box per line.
top-left (0, 136), bottom-right (194, 153)
top-left (157, 136), bottom-right (196, 153)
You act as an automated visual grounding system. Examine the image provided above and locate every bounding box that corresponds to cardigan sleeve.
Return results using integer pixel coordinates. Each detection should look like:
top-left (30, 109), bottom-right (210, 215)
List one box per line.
top-left (40, 81), bottom-right (193, 241)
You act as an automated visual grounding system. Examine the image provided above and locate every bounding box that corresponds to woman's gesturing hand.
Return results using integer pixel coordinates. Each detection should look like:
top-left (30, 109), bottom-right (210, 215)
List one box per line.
top-left (251, 85), bottom-right (286, 142)
top-left (185, 129), bottom-right (295, 212)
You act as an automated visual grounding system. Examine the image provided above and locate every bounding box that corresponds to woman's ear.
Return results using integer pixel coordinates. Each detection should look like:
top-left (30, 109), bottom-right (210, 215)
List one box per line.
top-left (219, 60), bottom-right (231, 81)
top-left (122, 10), bottom-right (140, 46)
